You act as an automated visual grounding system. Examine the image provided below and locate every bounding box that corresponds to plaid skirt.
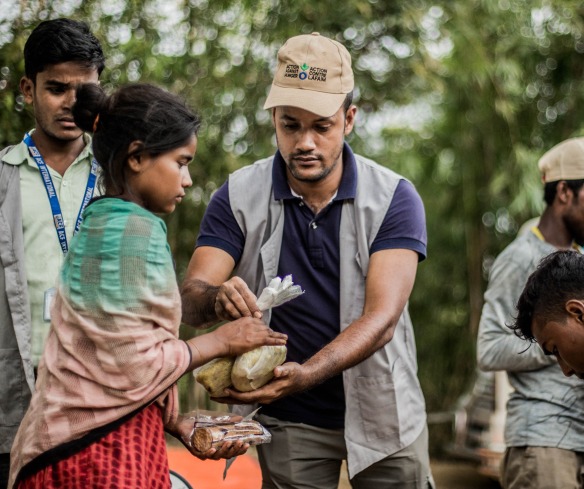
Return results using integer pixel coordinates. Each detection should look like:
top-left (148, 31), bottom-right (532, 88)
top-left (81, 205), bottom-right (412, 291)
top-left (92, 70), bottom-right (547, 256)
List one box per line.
top-left (17, 403), bottom-right (170, 489)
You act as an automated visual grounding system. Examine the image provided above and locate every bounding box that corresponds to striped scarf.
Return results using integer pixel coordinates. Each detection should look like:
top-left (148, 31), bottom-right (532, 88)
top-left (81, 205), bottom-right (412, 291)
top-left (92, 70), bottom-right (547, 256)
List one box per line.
top-left (9, 198), bottom-right (190, 487)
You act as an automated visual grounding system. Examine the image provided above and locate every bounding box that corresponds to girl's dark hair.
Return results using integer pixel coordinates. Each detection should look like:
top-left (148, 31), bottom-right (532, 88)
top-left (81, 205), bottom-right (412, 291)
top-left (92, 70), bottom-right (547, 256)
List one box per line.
top-left (73, 83), bottom-right (201, 195)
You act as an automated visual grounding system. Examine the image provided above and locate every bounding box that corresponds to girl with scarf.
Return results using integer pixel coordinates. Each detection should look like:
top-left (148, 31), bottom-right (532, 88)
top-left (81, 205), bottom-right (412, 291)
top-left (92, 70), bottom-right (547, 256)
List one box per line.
top-left (9, 83), bottom-right (287, 489)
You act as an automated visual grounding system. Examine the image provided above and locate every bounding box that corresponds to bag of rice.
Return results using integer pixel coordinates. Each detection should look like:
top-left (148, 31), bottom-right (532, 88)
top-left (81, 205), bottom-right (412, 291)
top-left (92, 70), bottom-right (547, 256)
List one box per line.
top-left (231, 345), bottom-right (287, 392)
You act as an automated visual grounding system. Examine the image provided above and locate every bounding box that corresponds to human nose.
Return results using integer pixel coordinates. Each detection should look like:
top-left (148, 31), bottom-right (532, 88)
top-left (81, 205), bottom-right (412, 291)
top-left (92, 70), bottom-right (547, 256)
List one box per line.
top-left (63, 88), bottom-right (76, 109)
top-left (296, 129), bottom-right (316, 152)
top-left (181, 166), bottom-right (193, 188)
top-left (65, 88), bottom-right (77, 107)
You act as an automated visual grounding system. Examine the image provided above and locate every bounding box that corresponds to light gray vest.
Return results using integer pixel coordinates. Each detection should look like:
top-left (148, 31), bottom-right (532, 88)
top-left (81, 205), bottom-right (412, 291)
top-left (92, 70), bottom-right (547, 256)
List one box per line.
top-left (0, 147), bottom-right (35, 453)
top-left (229, 154), bottom-right (427, 476)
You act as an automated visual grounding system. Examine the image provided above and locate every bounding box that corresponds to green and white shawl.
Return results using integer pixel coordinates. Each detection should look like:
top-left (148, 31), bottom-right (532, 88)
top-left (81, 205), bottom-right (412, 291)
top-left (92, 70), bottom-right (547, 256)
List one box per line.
top-left (10, 198), bottom-right (190, 487)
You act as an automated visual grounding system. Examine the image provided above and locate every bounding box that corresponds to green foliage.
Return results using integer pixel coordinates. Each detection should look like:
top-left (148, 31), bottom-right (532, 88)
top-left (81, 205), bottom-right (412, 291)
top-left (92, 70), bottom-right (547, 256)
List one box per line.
top-left (2, 0), bottom-right (584, 452)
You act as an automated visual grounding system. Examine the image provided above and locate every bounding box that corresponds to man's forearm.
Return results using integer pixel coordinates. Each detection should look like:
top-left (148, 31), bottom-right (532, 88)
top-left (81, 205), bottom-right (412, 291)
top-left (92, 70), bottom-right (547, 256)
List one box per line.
top-left (180, 278), bottom-right (220, 328)
top-left (302, 312), bottom-right (395, 388)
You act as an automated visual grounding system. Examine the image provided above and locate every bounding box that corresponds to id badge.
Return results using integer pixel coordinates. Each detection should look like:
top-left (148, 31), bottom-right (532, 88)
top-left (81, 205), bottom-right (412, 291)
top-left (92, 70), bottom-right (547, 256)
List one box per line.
top-left (43, 287), bottom-right (56, 322)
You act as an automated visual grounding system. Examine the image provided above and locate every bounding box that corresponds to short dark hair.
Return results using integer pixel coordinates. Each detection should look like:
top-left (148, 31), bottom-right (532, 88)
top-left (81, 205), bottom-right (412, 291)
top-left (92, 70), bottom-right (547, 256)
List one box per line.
top-left (511, 250), bottom-right (584, 341)
top-left (72, 83), bottom-right (201, 196)
top-left (543, 180), bottom-right (584, 206)
top-left (343, 91), bottom-right (354, 113)
top-left (24, 18), bottom-right (105, 81)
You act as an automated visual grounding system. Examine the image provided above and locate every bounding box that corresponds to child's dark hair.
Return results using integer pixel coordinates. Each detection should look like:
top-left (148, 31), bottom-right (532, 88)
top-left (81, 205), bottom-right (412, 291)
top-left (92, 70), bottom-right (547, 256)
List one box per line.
top-left (72, 83), bottom-right (201, 196)
top-left (511, 250), bottom-right (584, 341)
top-left (24, 18), bottom-right (105, 81)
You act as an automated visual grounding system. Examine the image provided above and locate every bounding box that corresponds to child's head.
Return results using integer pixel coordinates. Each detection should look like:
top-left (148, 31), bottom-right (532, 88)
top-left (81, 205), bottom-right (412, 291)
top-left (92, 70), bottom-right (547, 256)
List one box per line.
top-left (73, 83), bottom-right (201, 213)
top-left (512, 250), bottom-right (584, 379)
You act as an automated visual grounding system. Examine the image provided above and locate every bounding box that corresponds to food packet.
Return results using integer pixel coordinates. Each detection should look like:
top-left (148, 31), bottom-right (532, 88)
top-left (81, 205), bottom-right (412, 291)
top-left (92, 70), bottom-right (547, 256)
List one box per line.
top-left (194, 357), bottom-right (235, 397)
top-left (230, 275), bottom-right (302, 391)
top-left (194, 275), bottom-right (303, 394)
top-left (179, 409), bottom-right (269, 480)
top-left (178, 409), bottom-right (270, 453)
top-left (231, 345), bottom-right (287, 392)
top-left (191, 419), bottom-right (271, 452)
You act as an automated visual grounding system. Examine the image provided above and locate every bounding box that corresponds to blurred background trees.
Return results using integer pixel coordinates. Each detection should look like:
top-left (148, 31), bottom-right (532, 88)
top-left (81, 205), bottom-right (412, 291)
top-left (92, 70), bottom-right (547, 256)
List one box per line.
top-left (2, 0), bottom-right (583, 454)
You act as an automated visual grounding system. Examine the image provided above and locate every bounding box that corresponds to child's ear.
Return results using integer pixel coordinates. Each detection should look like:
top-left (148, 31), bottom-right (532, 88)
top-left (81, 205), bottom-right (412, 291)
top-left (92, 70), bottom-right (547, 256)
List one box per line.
top-left (126, 140), bottom-right (145, 174)
top-left (565, 299), bottom-right (584, 323)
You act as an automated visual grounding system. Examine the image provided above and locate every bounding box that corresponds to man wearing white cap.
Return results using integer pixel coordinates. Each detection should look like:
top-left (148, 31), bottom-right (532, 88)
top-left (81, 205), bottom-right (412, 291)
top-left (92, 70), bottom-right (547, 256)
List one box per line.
top-left (182, 33), bottom-right (433, 488)
top-left (477, 138), bottom-right (584, 488)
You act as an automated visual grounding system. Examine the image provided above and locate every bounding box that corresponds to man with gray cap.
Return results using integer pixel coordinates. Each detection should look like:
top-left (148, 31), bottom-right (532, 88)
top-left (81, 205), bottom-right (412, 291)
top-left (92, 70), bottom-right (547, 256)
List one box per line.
top-left (477, 138), bottom-right (584, 488)
top-left (181, 33), bottom-right (433, 488)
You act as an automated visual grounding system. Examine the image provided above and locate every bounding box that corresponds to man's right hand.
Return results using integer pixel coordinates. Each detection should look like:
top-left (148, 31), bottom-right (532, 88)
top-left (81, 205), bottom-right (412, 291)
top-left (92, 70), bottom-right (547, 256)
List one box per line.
top-left (215, 276), bottom-right (263, 321)
top-left (181, 247), bottom-right (258, 328)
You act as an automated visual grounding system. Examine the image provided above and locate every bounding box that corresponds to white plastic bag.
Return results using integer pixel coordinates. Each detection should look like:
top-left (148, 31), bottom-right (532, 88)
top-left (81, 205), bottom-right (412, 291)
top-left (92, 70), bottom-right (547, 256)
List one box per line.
top-left (256, 274), bottom-right (304, 311)
top-left (230, 275), bottom-right (303, 391)
top-left (194, 275), bottom-right (303, 394)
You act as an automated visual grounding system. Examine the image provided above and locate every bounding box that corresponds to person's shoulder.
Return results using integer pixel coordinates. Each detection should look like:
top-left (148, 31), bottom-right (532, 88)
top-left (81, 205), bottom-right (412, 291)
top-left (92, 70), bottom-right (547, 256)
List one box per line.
top-left (0, 145), bottom-right (14, 160)
top-left (354, 153), bottom-right (389, 171)
top-left (228, 155), bottom-right (276, 199)
top-left (353, 153), bottom-right (408, 183)
top-left (492, 232), bottom-right (547, 272)
top-left (231, 155), bottom-right (275, 176)
top-left (0, 142), bottom-right (27, 166)
top-left (87, 198), bottom-right (166, 236)
top-left (498, 231), bottom-right (541, 254)
top-left (84, 200), bottom-right (171, 268)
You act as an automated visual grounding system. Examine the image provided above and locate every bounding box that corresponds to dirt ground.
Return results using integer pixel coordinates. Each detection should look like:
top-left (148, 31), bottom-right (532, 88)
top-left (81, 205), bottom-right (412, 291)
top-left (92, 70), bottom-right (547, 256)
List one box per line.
top-left (338, 459), bottom-right (502, 489)
top-left (167, 441), bottom-right (502, 489)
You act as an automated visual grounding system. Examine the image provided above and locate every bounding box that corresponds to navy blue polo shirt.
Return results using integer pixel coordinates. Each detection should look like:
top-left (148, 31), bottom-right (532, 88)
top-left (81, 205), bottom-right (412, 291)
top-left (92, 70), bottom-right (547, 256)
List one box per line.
top-left (197, 143), bottom-right (427, 429)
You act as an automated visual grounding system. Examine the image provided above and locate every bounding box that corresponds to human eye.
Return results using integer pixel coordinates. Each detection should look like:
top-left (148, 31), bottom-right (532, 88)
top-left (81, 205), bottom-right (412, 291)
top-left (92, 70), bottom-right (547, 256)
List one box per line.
top-left (178, 156), bottom-right (193, 168)
top-left (283, 122), bottom-right (299, 131)
top-left (47, 85), bottom-right (66, 94)
top-left (315, 124), bottom-right (331, 133)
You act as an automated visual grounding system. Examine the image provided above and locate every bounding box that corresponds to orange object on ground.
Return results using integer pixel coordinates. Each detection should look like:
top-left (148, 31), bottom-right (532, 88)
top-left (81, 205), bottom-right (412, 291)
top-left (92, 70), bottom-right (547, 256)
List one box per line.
top-left (166, 445), bottom-right (262, 489)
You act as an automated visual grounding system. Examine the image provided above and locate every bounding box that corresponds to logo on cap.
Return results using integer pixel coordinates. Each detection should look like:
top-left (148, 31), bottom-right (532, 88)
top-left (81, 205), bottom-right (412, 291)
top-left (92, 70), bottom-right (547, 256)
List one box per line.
top-left (284, 63), bottom-right (327, 82)
top-left (299, 63), bottom-right (308, 80)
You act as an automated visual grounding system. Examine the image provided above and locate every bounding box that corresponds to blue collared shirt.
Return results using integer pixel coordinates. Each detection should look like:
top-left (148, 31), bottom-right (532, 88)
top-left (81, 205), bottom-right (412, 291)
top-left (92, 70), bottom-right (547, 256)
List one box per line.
top-left (197, 143), bottom-right (426, 428)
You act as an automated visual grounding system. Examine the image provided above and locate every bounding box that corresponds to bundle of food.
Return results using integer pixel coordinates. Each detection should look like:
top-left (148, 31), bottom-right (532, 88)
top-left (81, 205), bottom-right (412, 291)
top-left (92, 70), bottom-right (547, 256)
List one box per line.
top-left (195, 275), bottom-right (302, 396)
top-left (195, 345), bottom-right (287, 396)
top-left (191, 420), bottom-right (271, 452)
top-left (194, 357), bottom-right (236, 397)
top-left (232, 344), bottom-right (288, 391)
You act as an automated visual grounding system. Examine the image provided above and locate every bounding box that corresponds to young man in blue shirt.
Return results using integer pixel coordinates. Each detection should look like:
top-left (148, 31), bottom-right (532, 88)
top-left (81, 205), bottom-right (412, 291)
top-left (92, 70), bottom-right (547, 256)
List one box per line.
top-left (181, 33), bottom-right (433, 488)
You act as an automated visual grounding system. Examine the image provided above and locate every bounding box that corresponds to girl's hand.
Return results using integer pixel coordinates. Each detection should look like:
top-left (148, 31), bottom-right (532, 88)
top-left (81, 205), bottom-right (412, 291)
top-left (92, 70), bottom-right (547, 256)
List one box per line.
top-left (166, 414), bottom-right (250, 460)
top-left (186, 318), bottom-right (286, 370)
top-left (214, 318), bottom-right (287, 357)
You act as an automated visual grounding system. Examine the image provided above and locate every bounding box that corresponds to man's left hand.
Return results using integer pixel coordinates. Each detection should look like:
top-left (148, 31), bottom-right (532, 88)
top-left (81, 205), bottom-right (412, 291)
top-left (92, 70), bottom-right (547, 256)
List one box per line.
top-left (211, 362), bottom-right (310, 405)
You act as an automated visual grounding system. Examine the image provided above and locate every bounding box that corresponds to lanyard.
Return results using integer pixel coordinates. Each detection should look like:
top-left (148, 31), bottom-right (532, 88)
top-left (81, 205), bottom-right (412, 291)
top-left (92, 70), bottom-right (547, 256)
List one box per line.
top-left (24, 132), bottom-right (98, 254)
top-left (531, 225), bottom-right (582, 252)
top-left (530, 226), bottom-right (545, 242)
